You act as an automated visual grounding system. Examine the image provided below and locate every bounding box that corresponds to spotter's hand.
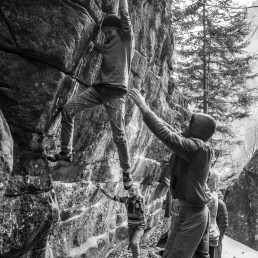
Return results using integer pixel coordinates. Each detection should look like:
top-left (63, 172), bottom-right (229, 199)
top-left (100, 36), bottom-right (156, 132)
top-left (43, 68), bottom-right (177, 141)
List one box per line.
top-left (128, 89), bottom-right (148, 111)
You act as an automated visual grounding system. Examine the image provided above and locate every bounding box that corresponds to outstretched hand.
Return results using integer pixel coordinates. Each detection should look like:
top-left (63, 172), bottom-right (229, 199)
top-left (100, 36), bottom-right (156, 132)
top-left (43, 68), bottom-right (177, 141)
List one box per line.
top-left (96, 183), bottom-right (105, 193)
top-left (128, 89), bottom-right (149, 113)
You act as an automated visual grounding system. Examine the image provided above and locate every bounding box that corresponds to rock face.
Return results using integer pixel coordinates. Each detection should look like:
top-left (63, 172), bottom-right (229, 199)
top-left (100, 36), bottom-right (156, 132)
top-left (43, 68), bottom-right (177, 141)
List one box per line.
top-left (0, 111), bottom-right (13, 254)
top-left (225, 150), bottom-right (258, 251)
top-left (0, 0), bottom-right (187, 257)
top-left (0, 111), bottom-right (13, 196)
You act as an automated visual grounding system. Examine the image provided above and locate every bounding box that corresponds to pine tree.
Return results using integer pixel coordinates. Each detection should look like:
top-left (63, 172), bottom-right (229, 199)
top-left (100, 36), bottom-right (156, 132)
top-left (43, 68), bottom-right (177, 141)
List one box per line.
top-left (172, 0), bottom-right (257, 119)
top-left (171, 0), bottom-right (258, 165)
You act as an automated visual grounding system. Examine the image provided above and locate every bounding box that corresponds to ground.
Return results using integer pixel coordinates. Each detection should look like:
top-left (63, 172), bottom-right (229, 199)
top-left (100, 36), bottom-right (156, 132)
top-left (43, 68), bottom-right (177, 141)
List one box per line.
top-left (107, 215), bottom-right (169, 258)
top-left (106, 214), bottom-right (258, 258)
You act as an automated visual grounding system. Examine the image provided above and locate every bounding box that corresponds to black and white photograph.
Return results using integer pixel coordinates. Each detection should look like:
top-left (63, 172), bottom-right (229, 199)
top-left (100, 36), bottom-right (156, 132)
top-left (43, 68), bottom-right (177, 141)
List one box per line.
top-left (0, 0), bottom-right (258, 257)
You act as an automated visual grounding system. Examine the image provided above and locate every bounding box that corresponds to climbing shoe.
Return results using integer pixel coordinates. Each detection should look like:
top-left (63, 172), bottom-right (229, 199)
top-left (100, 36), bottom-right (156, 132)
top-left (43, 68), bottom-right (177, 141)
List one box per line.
top-left (47, 151), bottom-right (72, 162)
top-left (123, 171), bottom-right (133, 190)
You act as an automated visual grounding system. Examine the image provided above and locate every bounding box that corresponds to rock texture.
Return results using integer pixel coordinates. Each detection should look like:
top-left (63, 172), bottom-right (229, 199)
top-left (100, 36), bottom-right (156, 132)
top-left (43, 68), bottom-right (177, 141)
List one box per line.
top-left (0, 110), bottom-right (13, 196)
top-left (0, 0), bottom-right (188, 257)
top-left (225, 150), bottom-right (258, 251)
top-left (0, 111), bottom-right (13, 255)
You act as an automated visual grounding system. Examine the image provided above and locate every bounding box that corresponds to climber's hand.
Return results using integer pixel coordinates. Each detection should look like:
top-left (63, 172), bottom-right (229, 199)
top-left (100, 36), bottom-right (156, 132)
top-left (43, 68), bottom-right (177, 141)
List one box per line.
top-left (129, 89), bottom-right (146, 106)
top-left (96, 183), bottom-right (105, 193)
top-left (94, 42), bottom-right (105, 53)
top-left (129, 89), bottom-right (149, 114)
top-left (88, 41), bottom-right (95, 53)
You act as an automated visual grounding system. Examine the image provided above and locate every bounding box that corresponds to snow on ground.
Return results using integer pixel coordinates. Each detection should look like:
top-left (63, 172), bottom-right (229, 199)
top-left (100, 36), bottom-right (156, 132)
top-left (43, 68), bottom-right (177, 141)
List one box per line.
top-left (107, 214), bottom-right (258, 258)
top-left (222, 236), bottom-right (258, 258)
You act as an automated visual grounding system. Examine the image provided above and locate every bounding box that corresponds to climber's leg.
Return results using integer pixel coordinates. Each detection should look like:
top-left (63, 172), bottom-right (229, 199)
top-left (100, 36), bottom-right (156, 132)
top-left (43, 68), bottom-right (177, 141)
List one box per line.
top-left (100, 87), bottom-right (132, 189)
top-left (128, 226), bottom-right (144, 258)
top-left (47, 87), bottom-right (102, 162)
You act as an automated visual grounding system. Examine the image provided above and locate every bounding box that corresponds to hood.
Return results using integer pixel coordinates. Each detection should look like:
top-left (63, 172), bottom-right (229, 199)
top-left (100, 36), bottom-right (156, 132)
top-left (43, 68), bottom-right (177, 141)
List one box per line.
top-left (190, 113), bottom-right (216, 141)
top-left (208, 169), bottom-right (220, 191)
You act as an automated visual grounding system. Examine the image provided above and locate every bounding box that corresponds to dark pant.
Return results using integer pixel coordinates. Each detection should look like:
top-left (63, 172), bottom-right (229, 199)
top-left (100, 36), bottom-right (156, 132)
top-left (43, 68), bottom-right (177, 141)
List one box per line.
top-left (209, 246), bottom-right (215, 258)
top-left (214, 240), bottom-right (222, 258)
top-left (128, 226), bottom-right (144, 258)
top-left (61, 85), bottom-right (130, 170)
top-left (163, 204), bottom-right (210, 258)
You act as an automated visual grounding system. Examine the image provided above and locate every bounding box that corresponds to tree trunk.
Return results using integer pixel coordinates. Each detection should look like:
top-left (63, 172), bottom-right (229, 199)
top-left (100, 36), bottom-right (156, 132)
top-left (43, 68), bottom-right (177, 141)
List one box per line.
top-left (202, 0), bottom-right (208, 114)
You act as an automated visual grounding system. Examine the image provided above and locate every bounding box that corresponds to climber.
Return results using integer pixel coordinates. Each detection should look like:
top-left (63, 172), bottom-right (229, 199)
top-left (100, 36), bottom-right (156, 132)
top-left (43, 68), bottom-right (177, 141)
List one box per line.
top-left (97, 183), bottom-right (146, 258)
top-left (128, 89), bottom-right (216, 258)
top-left (47, 0), bottom-right (135, 190)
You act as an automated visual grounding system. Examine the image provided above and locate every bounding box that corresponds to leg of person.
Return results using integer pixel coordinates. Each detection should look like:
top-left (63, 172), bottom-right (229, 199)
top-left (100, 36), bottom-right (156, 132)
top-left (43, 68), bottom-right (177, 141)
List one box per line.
top-left (215, 241), bottom-right (222, 258)
top-left (103, 90), bottom-right (132, 189)
top-left (129, 226), bottom-right (144, 258)
top-left (128, 226), bottom-right (135, 250)
top-left (47, 87), bottom-right (102, 162)
top-left (193, 208), bottom-right (210, 258)
top-left (163, 205), bottom-right (209, 258)
top-left (162, 215), bottom-right (180, 258)
top-left (209, 246), bottom-right (215, 258)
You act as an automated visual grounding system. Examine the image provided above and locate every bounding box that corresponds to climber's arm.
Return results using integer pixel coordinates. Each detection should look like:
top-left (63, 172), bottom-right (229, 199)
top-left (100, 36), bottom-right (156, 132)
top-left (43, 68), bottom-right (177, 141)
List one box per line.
top-left (97, 184), bottom-right (114, 200)
top-left (110, 0), bottom-right (119, 14)
top-left (119, 0), bottom-right (134, 41)
top-left (119, 0), bottom-right (129, 11)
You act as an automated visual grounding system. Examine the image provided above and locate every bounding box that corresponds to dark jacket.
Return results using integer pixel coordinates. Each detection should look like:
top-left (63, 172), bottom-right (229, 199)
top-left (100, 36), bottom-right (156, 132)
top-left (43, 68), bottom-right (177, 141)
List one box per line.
top-left (143, 111), bottom-right (216, 205)
top-left (113, 195), bottom-right (146, 227)
top-left (216, 197), bottom-right (228, 240)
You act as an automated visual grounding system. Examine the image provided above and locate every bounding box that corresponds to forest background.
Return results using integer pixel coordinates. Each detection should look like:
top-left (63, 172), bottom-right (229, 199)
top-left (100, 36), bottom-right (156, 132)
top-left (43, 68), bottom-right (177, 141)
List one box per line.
top-left (171, 0), bottom-right (258, 183)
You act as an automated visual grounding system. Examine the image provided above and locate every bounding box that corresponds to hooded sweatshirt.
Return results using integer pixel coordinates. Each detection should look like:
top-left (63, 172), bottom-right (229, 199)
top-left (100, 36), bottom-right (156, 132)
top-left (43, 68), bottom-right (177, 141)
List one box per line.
top-left (143, 111), bottom-right (216, 205)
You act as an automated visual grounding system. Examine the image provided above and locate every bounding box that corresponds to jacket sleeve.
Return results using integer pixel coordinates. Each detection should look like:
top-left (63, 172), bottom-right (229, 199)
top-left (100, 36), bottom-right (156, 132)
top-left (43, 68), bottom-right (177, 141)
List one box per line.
top-left (139, 197), bottom-right (145, 214)
top-left (216, 199), bottom-right (229, 239)
top-left (143, 110), bottom-right (200, 162)
top-left (113, 196), bottom-right (128, 204)
top-left (119, 5), bottom-right (134, 41)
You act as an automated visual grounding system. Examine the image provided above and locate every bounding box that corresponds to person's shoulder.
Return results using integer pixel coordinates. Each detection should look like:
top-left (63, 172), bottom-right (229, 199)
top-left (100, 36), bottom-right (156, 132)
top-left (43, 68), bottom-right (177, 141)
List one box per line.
top-left (189, 137), bottom-right (211, 151)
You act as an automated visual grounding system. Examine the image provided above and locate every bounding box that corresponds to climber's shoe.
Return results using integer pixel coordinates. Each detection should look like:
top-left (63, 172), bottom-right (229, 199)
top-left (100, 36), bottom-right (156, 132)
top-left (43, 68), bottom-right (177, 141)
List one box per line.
top-left (123, 171), bottom-right (133, 190)
top-left (47, 151), bottom-right (72, 162)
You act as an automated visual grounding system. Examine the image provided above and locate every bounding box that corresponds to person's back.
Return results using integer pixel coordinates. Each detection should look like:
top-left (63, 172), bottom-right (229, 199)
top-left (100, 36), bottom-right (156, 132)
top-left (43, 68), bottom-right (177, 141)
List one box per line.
top-left (155, 113), bottom-right (215, 206)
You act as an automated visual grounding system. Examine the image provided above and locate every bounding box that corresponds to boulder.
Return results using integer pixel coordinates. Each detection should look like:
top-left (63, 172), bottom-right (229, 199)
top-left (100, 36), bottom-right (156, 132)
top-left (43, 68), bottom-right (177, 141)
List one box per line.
top-left (0, 110), bottom-right (13, 255)
top-left (225, 150), bottom-right (258, 251)
top-left (0, 0), bottom-right (188, 257)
